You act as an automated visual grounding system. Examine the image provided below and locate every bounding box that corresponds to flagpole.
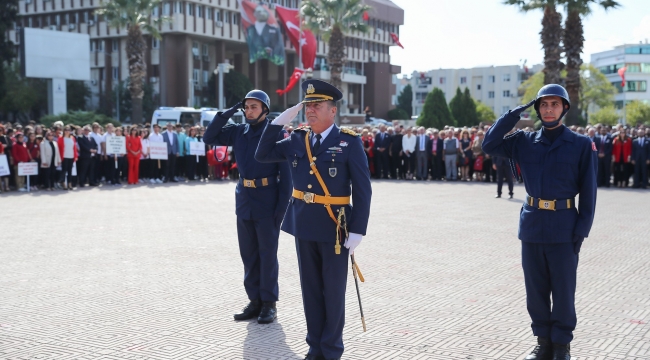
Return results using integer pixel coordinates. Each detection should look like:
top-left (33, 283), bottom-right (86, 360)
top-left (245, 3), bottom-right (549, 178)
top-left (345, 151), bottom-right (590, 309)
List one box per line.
top-left (298, 0), bottom-right (303, 123)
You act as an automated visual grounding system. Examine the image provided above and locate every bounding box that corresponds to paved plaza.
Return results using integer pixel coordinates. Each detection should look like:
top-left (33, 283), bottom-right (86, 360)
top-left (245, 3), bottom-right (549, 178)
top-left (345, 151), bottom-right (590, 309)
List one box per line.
top-left (1, 180), bottom-right (648, 360)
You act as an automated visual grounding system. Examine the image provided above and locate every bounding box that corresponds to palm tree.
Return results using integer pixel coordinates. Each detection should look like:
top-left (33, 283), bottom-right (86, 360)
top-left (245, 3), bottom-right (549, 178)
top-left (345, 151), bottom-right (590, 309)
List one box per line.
top-left (561, 0), bottom-right (619, 124)
top-left (504, 0), bottom-right (564, 85)
top-left (96, 0), bottom-right (167, 124)
top-left (301, 0), bottom-right (371, 91)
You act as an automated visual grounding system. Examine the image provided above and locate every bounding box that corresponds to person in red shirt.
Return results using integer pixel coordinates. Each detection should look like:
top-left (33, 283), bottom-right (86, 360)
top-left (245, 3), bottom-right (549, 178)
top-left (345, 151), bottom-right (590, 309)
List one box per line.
top-left (612, 131), bottom-right (632, 187)
top-left (26, 133), bottom-right (41, 190)
top-left (11, 133), bottom-right (31, 192)
top-left (57, 126), bottom-right (79, 190)
top-left (126, 127), bottom-right (142, 185)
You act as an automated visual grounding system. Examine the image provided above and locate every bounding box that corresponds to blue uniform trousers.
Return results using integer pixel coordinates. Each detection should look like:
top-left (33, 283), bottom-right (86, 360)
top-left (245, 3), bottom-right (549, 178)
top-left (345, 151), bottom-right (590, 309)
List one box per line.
top-left (522, 241), bottom-right (578, 345)
top-left (496, 164), bottom-right (513, 196)
top-left (296, 238), bottom-right (349, 359)
top-left (236, 216), bottom-right (281, 302)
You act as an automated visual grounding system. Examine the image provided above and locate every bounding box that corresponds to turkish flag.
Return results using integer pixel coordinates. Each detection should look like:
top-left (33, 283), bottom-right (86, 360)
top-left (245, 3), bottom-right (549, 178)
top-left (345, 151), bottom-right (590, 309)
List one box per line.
top-left (363, 11), bottom-right (369, 21)
top-left (275, 5), bottom-right (317, 69)
top-left (277, 68), bottom-right (305, 96)
top-left (618, 66), bottom-right (627, 87)
top-left (390, 32), bottom-right (404, 49)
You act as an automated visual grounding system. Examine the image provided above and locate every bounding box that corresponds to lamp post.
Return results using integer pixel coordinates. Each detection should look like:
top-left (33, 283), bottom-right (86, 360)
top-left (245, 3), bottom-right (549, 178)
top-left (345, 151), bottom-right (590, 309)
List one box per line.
top-left (214, 59), bottom-right (234, 110)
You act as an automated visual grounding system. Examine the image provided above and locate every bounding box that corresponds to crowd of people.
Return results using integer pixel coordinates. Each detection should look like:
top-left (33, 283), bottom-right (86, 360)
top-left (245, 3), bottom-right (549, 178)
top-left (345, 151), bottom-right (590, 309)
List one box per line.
top-left (1, 119), bottom-right (649, 193)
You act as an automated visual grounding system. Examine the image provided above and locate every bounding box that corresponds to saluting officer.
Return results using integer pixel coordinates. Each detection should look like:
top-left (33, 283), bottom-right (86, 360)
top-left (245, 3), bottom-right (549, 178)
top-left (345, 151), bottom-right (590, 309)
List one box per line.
top-left (203, 90), bottom-right (292, 324)
top-left (482, 84), bottom-right (597, 360)
top-left (255, 80), bottom-right (372, 360)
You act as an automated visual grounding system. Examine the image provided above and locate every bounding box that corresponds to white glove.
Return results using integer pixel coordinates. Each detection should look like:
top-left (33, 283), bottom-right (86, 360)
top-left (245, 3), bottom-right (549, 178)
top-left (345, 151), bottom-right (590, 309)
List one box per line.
top-left (272, 103), bottom-right (303, 126)
top-left (344, 233), bottom-right (363, 254)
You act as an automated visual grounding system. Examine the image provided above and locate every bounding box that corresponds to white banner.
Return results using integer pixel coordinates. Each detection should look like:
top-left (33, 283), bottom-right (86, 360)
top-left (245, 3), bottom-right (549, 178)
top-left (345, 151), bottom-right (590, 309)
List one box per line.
top-left (0, 155), bottom-right (10, 176)
top-left (189, 142), bottom-right (205, 156)
top-left (149, 142), bottom-right (168, 160)
top-left (18, 162), bottom-right (39, 176)
top-left (106, 136), bottom-right (126, 155)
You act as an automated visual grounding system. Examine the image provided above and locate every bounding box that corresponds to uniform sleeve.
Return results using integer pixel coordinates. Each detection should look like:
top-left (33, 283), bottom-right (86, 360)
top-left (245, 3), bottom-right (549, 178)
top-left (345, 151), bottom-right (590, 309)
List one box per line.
top-left (482, 110), bottom-right (521, 158)
top-left (202, 112), bottom-right (240, 146)
top-left (254, 123), bottom-right (291, 163)
top-left (347, 136), bottom-right (372, 236)
top-left (574, 139), bottom-right (598, 238)
top-left (275, 131), bottom-right (293, 216)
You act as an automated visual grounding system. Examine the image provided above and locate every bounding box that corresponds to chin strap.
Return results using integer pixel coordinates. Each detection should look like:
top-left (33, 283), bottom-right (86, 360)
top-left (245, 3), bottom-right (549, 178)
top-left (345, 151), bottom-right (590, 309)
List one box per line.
top-left (245, 107), bottom-right (270, 125)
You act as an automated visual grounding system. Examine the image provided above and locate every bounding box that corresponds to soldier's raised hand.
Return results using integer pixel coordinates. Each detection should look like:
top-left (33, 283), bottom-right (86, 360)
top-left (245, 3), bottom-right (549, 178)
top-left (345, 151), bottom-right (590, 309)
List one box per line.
top-left (511, 99), bottom-right (536, 117)
top-left (221, 101), bottom-right (243, 119)
top-left (272, 103), bottom-right (303, 126)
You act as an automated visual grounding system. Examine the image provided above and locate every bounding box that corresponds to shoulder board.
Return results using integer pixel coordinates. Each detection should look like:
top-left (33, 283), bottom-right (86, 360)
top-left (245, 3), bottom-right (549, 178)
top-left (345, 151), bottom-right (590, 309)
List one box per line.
top-left (294, 126), bottom-right (311, 132)
top-left (504, 130), bottom-right (524, 139)
top-left (340, 128), bottom-right (360, 137)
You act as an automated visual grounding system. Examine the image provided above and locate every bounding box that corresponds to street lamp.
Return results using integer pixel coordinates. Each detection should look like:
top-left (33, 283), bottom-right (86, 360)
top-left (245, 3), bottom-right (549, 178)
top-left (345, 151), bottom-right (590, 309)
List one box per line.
top-left (214, 59), bottom-right (234, 110)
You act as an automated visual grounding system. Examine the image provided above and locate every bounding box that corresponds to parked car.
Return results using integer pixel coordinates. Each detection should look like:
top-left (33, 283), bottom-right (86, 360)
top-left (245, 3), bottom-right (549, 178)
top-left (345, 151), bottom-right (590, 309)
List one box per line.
top-left (366, 117), bottom-right (391, 127)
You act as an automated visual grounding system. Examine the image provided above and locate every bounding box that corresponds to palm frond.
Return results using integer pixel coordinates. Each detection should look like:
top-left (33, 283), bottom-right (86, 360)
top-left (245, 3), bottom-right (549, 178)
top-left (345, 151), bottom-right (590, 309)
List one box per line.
top-left (96, 0), bottom-right (169, 39)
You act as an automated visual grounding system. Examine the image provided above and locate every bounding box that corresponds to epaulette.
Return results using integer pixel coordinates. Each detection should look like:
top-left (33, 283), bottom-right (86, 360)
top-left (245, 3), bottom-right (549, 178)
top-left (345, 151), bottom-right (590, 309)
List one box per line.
top-left (504, 129), bottom-right (524, 139)
top-left (340, 127), bottom-right (360, 137)
top-left (294, 125), bottom-right (311, 132)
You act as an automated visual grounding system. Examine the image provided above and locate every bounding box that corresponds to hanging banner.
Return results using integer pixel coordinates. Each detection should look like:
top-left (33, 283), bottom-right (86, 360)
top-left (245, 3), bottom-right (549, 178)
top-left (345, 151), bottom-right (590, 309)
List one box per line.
top-left (238, 0), bottom-right (285, 65)
top-left (275, 5), bottom-right (317, 69)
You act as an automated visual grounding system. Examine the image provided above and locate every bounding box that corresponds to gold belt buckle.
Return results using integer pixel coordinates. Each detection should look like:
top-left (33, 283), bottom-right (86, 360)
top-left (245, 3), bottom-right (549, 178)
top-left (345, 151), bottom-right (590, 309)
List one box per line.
top-left (303, 192), bottom-right (315, 204)
top-left (538, 198), bottom-right (556, 211)
top-left (244, 179), bottom-right (256, 188)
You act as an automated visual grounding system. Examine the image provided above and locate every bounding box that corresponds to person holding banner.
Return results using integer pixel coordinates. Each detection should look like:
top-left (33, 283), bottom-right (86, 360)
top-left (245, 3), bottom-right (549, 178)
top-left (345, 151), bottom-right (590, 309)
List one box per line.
top-left (127, 128), bottom-right (142, 185)
top-left (203, 90), bottom-right (292, 325)
top-left (57, 126), bottom-right (78, 190)
top-left (149, 124), bottom-right (164, 184)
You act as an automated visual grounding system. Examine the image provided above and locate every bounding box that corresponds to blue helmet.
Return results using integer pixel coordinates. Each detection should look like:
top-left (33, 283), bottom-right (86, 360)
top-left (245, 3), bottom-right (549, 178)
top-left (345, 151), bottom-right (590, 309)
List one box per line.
top-left (242, 90), bottom-right (270, 112)
top-left (534, 84), bottom-right (570, 120)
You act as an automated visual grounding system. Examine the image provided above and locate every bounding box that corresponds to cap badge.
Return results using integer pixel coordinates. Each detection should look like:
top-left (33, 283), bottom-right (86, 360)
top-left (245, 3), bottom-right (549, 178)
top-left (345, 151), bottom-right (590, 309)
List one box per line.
top-left (306, 84), bottom-right (316, 94)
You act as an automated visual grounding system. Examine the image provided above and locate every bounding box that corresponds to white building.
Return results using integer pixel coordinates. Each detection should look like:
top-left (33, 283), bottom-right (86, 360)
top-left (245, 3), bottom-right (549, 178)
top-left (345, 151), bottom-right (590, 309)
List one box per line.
top-left (410, 64), bottom-right (542, 119)
top-left (590, 43), bottom-right (650, 109)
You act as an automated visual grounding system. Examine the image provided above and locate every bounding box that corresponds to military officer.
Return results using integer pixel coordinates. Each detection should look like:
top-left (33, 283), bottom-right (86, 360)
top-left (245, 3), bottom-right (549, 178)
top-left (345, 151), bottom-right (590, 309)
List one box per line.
top-left (482, 84), bottom-right (597, 360)
top-left (255, 80), bottom-right (372, 360)
top-left (203, 90), bottom-right (292, 324)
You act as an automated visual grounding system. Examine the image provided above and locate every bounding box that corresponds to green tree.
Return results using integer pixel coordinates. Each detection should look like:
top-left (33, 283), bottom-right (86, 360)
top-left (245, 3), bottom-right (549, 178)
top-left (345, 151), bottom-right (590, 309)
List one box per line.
top-left (449, 87), bottom-right (465, 126)
top-left (207, 70), bottom-right (254, 108)
top-left (39, 111), bottom-right (121, 128)
top-left (520, 71), bottom-right (545, 104)
top-left (387, 107), bottom-right (408, 120)
top-left (626, 100), bottom-right (650, 126)
top-left (475, 100), bottom-right (497, 123)
top-left (302, 0), bottom-right (370, 91)
top-left (67, 80), bottom-right (91, 111)
top-left (505, 0), bottom-right (564, 84)
top-left (97, 0), bottom-right (169, 124)
top-left (106, 80), bottom-right (159, 122)
top-left (0, 0), bottom-right (18, 103)
top-left (589, 106), bottom-right (619, 125)
top-left (417, 88), bottom-right (453, 129)
top-left (561, 0), bottom-right (620, 125)
top-left (463, 87), bottom-right (479, 126)
top-left (0, 63), bottom-right (48, 122)
top-left (397, 84), bottom-right (413, 116)
top-left (580, 64), bottom-right (616, 122)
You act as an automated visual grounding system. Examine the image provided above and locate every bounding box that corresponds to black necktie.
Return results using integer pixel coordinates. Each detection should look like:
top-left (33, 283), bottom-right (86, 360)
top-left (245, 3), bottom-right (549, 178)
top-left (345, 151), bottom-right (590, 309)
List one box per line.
top-left (313, 134), bottom-right (322, 153)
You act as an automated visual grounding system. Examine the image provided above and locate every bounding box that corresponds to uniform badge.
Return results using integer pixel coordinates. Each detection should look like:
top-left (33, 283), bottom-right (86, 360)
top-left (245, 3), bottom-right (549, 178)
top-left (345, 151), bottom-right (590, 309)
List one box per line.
top-left (307, 84), bottom-right (316, 94)
top-left (329, 167), bottom-right (337, 177)
top-left (292, 159), bottom-right (298, 168)
top-left (339, 141), bottom-right (348, 147)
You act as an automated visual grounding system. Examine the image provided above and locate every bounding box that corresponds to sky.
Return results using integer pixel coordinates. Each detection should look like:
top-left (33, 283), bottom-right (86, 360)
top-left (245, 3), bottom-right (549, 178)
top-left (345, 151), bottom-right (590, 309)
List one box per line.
top-left (388, 0), bottom-right (650, 77)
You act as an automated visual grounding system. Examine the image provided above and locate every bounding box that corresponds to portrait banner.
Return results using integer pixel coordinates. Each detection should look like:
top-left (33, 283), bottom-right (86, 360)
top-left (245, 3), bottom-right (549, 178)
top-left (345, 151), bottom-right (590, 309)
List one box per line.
top-left (238, 0), bottom-right (285, 65)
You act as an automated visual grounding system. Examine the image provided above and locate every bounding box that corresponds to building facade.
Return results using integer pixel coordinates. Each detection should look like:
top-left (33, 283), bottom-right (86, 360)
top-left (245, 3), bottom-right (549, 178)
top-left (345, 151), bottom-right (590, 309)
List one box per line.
top-left (10, 0), bottom-right (403, 122)
top-left (410, 64), bottom-right (543, 120)
top-left (590, 43), bottom-right (650, 110)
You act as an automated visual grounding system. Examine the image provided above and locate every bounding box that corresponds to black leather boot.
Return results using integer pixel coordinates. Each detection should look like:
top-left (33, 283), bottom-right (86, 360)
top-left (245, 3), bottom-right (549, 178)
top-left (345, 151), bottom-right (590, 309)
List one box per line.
top-left (552, 343), bottom-right (571, 360)
top-left (233, 300), bottom-right (262, 321)
top-left (525, 337), bottom-right (553, 360)
top-left (257, 301), bottom-right (277, 324)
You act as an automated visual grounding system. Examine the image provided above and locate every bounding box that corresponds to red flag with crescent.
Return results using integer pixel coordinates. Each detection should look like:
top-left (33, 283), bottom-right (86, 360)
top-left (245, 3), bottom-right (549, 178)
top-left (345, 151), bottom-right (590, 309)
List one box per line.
top-left (277, 68), bottom-right (305, 96)
top-left (390, 32), bottom-right (404, 49)
top-left (275, 5), bottom-right (317, 69)
top-left (618, 66), bottom-right (627, 87)
top-left (363, 11), bottom-right (369, 21)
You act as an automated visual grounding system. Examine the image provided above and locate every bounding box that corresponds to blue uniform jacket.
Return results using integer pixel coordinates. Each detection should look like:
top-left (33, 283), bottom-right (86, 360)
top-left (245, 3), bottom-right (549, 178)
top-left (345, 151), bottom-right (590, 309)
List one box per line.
top-left (255, 124), bottom-right (372, 243)
top-left (203, 114), bottom-right (292, 221)
top-left (482, 111), bottom-right (598, 244)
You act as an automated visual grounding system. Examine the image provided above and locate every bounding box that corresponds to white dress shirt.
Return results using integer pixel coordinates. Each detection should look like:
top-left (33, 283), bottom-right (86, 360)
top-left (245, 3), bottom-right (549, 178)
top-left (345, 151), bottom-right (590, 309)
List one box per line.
top-left (91, 131), bottom-right (105, 155)
top-left (165, 130), bottom-right (174, 146)
top-left (402, 134), bottom-right (416, 153)
top-left (149, 132), bottom-right (164, 143)
top-left (311, 123), bottom-right (335, 145)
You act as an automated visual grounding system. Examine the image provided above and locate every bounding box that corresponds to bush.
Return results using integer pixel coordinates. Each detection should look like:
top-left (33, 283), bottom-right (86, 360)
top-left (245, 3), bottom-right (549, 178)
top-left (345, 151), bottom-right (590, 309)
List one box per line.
top-left (39, 111), bottom-right (121, 128)
top-left (387, 108), bottom-right (409, 120)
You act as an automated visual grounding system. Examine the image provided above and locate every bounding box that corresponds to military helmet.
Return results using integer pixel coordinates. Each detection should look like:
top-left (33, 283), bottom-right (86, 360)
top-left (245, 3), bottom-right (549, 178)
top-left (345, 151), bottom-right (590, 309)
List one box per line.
top-left (242, 90), bottom-right (270, 111)
top-left (534, 84), bottom-right (570, 119)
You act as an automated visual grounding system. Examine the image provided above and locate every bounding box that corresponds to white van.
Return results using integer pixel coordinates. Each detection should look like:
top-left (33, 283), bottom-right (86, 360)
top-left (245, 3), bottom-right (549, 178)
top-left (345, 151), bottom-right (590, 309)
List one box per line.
top-left (150, 107), bottom-right (244, 129)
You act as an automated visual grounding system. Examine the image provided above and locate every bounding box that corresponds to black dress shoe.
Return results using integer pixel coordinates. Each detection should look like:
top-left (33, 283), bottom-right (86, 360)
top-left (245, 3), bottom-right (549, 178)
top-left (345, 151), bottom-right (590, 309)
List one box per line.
top-left (525, 337), bottom-right (553, 360)
top-left (257, 301), bottom-right (277, 324)
top-left (509, 194), bottom-right (514, 199)
top-left (495, 194), bottom-right (501, 198)
top-left (552, 344), bottom-right (570, 360)
top-left (233, 300), bottom-right (262, 321)
top-left (304, 354), bottom-right (325, 360)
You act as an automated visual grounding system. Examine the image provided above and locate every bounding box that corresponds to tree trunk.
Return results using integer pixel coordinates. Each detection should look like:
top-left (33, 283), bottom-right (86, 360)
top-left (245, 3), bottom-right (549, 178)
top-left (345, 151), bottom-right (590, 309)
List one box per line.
top-left (328, 26), bottom-right (345, 92)
top-left (564, 10), bottom-right (583, 125)
top-left (126, 25), bottom-right (147, 124)
top-left (541, 5), bottom-right (563, 85)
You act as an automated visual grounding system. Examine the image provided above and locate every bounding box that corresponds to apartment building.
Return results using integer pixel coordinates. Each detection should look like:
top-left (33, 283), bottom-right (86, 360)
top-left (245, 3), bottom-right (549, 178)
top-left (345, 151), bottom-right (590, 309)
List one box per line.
top-left (9, 0), bottom-right (403, 121)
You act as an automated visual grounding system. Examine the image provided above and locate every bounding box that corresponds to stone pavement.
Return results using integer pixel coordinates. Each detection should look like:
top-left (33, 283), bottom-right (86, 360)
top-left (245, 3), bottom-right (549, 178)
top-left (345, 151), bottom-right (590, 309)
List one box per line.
top-left (0, 180), bottom-right (648, 360)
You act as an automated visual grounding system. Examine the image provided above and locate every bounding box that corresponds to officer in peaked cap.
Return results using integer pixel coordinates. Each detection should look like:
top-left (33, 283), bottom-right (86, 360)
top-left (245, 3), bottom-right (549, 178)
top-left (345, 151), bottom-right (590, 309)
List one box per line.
top-left (255, 79), bottom-right (372, 360)
top-left (203, 89), bottom-right (292, 325)
top-left (482, 84), bottom-right (597, 360)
